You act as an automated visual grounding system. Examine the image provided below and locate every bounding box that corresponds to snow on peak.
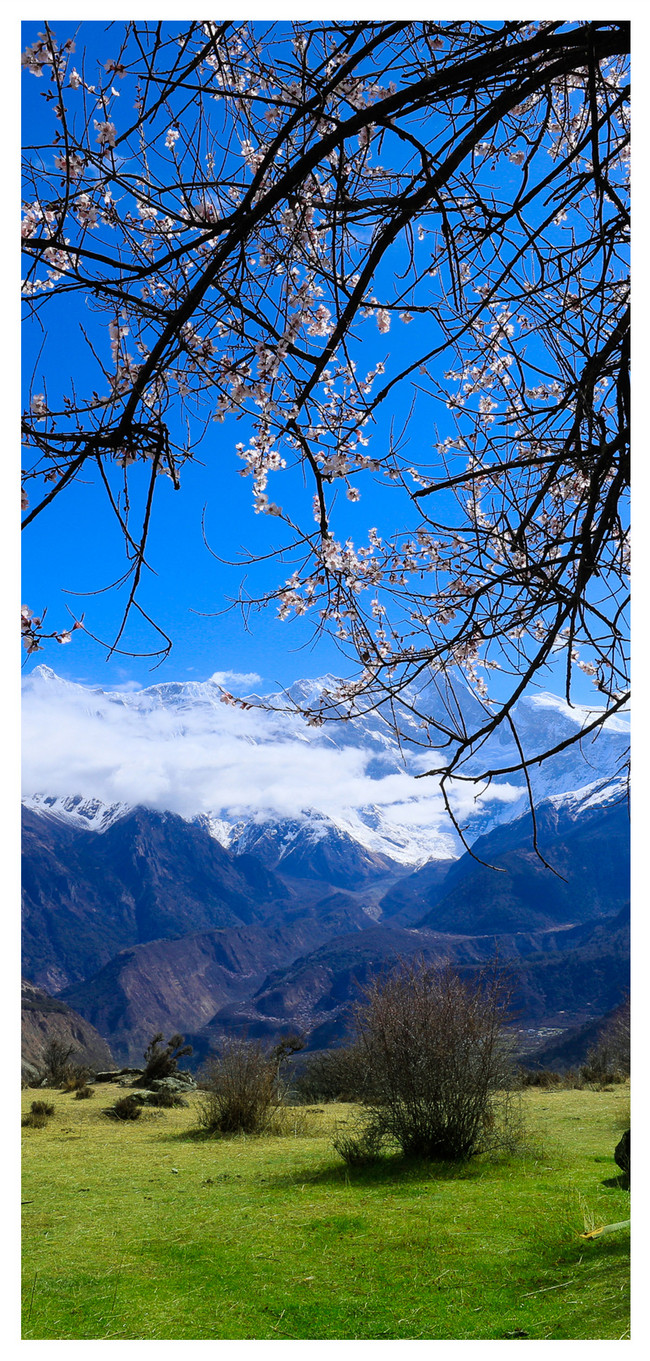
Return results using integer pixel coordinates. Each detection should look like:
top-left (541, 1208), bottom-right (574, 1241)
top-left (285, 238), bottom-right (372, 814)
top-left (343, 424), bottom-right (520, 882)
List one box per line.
top-left (23, 792), bottom-right (131, 833)
top-left (544, 774), bottom-right (628, 818)
top-left (22, 666), bottom-right (629, 866)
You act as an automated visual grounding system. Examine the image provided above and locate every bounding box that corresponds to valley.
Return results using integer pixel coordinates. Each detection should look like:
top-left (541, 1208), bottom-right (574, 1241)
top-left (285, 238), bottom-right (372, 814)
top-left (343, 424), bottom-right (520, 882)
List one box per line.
top-left (21, 667), bottom-right (629, 1072)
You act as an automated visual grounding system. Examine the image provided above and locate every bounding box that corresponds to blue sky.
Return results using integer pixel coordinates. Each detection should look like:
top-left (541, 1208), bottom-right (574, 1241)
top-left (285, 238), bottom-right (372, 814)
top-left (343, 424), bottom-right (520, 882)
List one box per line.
top-left (20, 19), bottom-right (431, 691)
top-left (21, 17), bottom-right (621, 706)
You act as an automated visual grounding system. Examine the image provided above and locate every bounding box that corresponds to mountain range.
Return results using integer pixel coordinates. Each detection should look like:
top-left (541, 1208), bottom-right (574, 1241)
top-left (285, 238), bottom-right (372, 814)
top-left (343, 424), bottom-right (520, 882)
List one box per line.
top-left (22, 666), bottom-right (629, 1067)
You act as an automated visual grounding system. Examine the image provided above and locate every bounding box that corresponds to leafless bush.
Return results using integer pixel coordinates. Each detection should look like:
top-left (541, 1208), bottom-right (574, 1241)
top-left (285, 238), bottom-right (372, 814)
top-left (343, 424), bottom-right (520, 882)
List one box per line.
top-left (197, 1037), bottom-right (281, 1136)
top-left (22, 1111), bottom-right (48, 1129)
top-left (332, 1114), bottom-right (386, 1166)
top-left (30, 1099), bottom-right (55, 1117)
top-left (108, 1094), bottom-right (142, 1121)
top-left (40, 1039), bottom-right (76, 1087)
top-left (294, 1045), bottom-right (368, 1104)
top-left (352, 959), bottom-right (518, 1160)
top-left (581, 997), bottom-right (630, 1087)
top-left (22, 1099), bottom-right (55, 1129)
top-left (61, 1065), bottom-right (92, 1092)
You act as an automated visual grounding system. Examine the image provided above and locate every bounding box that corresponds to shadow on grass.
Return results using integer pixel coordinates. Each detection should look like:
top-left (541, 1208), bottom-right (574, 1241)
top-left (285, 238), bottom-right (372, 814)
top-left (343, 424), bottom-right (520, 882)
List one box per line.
top-left (264, 1151), bottom-right (501, 1190)
top-left (161, 1123), bottom-right (531, 1190)
top-left (562, 1233), bottom-right (630, 1267)
top-left (601, 1173), bottom-right (629, 1191)
top-left (164, 1125), bottom-right (220, 1143)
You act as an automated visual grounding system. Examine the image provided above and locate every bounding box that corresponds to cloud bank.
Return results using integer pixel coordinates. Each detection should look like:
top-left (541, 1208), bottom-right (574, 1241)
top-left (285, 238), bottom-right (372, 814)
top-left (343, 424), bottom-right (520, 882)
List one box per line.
top-left (21, 670), bottom-right (521, 841)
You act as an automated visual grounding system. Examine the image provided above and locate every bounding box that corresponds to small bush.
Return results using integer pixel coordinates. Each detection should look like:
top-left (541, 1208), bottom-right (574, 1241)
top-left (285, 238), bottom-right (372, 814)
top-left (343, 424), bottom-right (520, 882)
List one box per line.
top-left (22, 1111), bottom-right (48, 1129)
top-left (197, 1037), bottom-right (281, 1136)
top-left (61, 1066), bottom-right (93, 1092)
top-left (110, 1095), bottom-right (142, 1120)
top-left (23, 1099), bottom-right (55, 1128)
top-left (140, 1032), bottom-right (193, 1087)
top-left (332, 1115), bottom-right (386, 1166)
top-left (74, 1085), bottom-right (94, 1100)
top-left (31, 1100), bottom-right (55, 1117)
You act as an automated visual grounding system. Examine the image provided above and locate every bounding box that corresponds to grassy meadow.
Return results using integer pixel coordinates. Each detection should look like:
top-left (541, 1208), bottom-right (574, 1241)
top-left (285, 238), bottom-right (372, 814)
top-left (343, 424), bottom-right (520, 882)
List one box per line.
top-left (21, 1083), bottom-right (630, 1341)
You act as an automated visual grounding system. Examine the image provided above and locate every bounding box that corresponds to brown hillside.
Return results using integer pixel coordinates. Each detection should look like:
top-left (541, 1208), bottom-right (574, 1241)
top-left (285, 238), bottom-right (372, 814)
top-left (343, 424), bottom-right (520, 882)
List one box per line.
top-left (22, 979), bottom-right (114, 1077)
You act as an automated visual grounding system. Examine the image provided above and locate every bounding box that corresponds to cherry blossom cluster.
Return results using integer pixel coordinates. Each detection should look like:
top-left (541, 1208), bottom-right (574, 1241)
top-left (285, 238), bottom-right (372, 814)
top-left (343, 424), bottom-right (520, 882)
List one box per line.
top-left (21, 19), bottom-right (628, 757)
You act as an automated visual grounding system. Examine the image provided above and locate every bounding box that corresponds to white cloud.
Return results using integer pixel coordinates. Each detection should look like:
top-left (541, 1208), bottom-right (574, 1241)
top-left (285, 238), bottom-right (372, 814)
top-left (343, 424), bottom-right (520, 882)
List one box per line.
top-left (21, 670), bottom-right (470, 844)
top-left (208, 669), bottom-right (263, 690)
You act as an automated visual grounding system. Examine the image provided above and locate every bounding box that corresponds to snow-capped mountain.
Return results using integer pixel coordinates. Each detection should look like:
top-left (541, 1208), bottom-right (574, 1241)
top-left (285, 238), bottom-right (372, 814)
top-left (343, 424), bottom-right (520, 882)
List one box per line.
top-left (22, 792), bottom-right (132, 834)
top-left (22, 665), bottom-right (629, 867)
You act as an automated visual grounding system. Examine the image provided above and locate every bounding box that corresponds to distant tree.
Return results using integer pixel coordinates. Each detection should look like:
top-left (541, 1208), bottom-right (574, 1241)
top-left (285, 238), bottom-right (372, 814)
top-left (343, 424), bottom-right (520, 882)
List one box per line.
top-left (41, 1038), bottom-right (76, 1087)
top-left (21, 21), bottom-right (629, 830)
top-left (269, 1032), bottom-right (305, 1084)
top-left (581, 995), bottom-right (630, 1085)
top-left (294, 1043), bottom-right (367, 1103)
top-left (350, 959), bottom-right (518, 1160)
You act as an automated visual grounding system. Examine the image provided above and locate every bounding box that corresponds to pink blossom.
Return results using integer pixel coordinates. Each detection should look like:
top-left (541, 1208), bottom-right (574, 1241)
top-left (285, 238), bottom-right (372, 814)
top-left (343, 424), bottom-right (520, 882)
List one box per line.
top-left (94, 120), bottom-right (117, 149)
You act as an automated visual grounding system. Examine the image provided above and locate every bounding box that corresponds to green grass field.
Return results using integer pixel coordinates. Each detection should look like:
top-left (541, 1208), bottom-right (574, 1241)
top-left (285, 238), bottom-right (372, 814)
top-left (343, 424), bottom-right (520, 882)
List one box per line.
top-left (21, 1084), bottom-right (630, 1340)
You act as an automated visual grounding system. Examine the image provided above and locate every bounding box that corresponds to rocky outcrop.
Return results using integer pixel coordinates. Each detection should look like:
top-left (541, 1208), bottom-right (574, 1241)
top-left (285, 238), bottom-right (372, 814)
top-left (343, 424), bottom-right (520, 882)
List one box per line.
top-left (615, 1128), bottom-right (630, 1180)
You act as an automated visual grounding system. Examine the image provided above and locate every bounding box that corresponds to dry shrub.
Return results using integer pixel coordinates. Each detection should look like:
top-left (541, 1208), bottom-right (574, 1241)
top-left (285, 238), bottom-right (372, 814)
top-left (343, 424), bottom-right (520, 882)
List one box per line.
top-left (197, 1033), bottom-right (303, 1136)
top-left (22, 1111), bottom-right (48, 1129)
top-left (74, 1085), bottom-right (94, 1099)
top-left (332, 1115), bottom-right (386, 1166)
top-left (197, 1037), bottom-right (279, 1135)
top-left (293, 1045), bottom-right (367, 1103)
top-left (109, 1094), bottom-right (142, 1121)
top-left (23, 1099), bottom-right (55, 1128)
top-left (61, 1066), bottom-right (92, 1092)
top-left (30, 1099), bottom-right (55, 1116)
top-left (352, 959), bottom-right (519, 1161)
